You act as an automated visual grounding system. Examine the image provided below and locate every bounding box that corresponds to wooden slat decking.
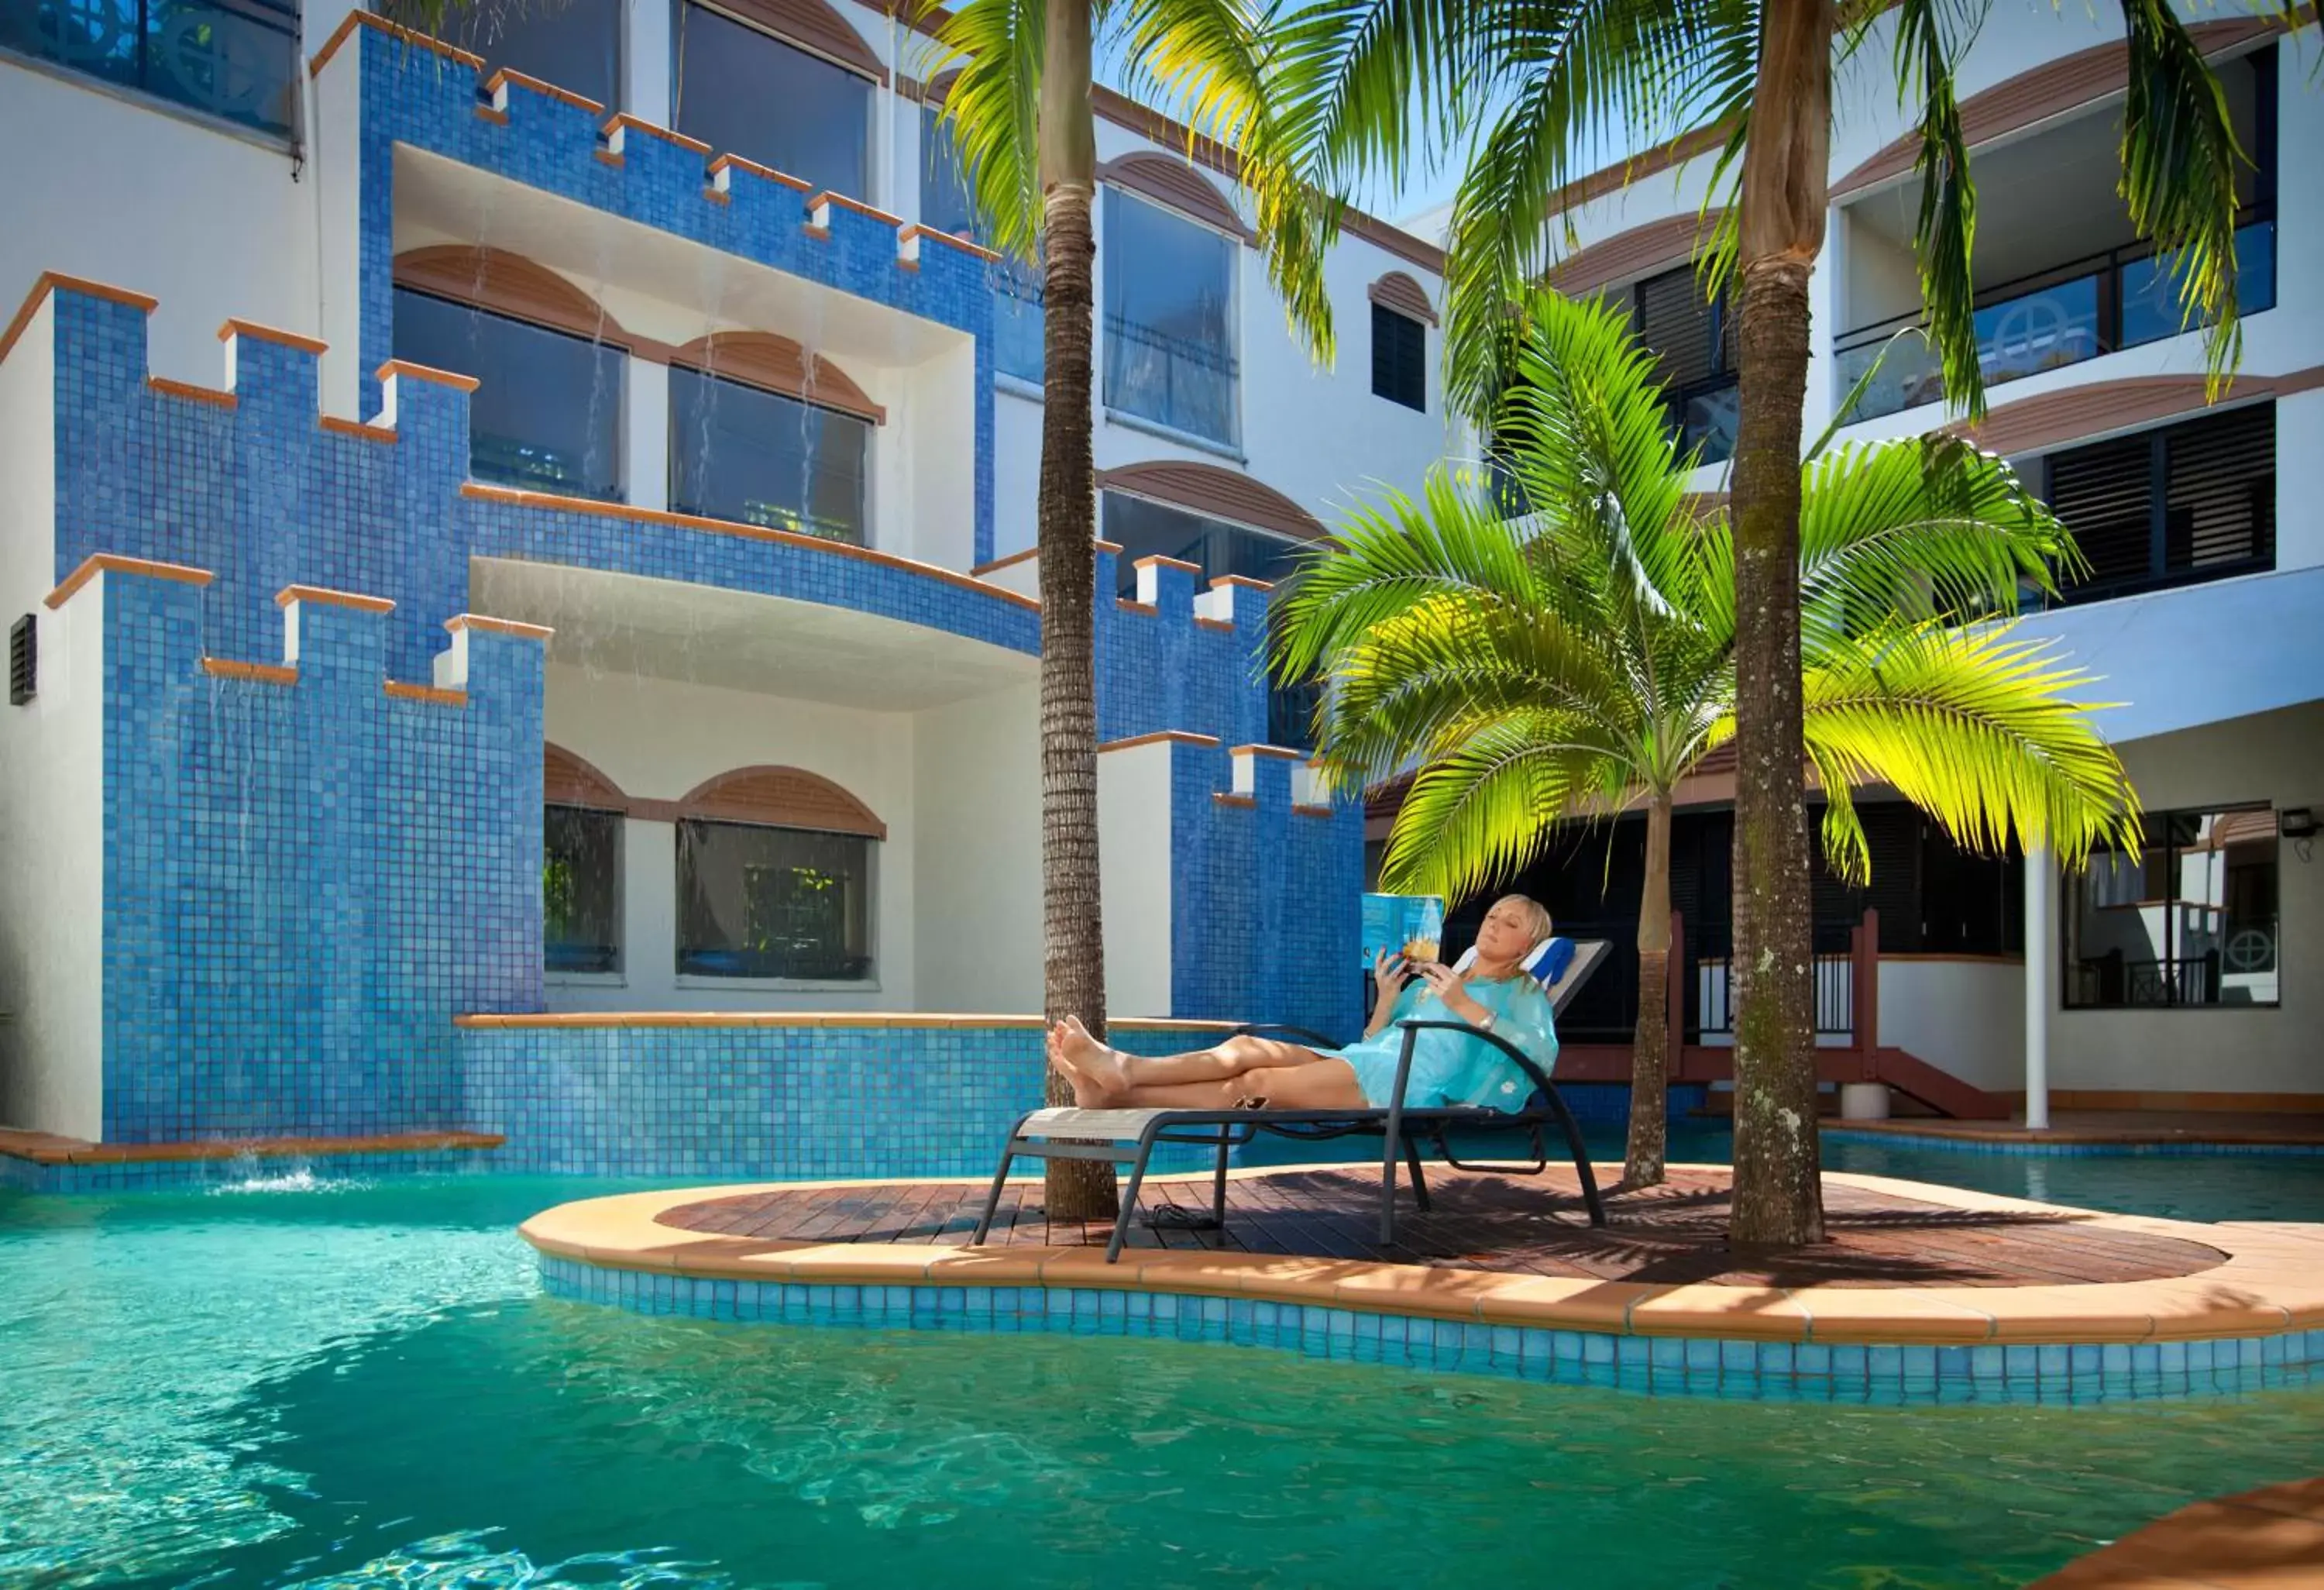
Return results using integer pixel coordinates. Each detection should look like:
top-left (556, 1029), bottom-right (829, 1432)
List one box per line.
top-left (657, 1166), bottom-right (2223, 1289)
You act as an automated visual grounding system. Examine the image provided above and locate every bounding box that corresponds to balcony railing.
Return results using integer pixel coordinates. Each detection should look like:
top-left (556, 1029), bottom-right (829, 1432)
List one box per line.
top-left (1834, 218), bottom-right (2277, 425)
top-left (2, 0), bottom-right (299, 138)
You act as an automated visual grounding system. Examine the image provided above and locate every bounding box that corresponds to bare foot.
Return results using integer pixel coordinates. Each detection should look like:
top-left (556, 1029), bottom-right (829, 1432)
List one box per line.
top-left (1056, 1016), bottom-right (1132, 1100)
top-left (1046, 1022), bottom-right (1116, 1108)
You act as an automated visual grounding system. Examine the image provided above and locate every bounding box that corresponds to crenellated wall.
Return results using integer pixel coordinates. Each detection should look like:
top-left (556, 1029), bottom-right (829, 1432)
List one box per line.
top-left (50, 557), bottom-right (548, 1142)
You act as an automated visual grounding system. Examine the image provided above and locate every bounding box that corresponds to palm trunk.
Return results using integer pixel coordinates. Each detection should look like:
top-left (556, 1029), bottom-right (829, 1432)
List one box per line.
top-left (1033, 0), bottom-right (1115, 1220)
top-left (1623, 793), bottom-right (1674, 1189)
top-left (1726, 0), bottom-right (1832, 1248)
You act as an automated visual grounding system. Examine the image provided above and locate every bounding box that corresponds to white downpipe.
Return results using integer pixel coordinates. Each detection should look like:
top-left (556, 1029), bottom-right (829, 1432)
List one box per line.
top-left (2023, 843), bottom-right (2052, 1130)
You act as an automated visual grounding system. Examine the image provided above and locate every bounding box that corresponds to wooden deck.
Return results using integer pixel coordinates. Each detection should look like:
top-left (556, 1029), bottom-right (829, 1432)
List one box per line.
top-left (657, 1165), bottom-right (2222, 1289)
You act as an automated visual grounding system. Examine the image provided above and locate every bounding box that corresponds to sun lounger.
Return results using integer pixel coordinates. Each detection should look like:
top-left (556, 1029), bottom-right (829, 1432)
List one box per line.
top-left (971, 941), bottom-right (1616, 1261)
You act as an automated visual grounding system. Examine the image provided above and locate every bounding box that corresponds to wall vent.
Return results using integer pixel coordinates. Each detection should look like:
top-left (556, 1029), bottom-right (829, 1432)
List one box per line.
top-left (7, 614), bottom-right (31, 707)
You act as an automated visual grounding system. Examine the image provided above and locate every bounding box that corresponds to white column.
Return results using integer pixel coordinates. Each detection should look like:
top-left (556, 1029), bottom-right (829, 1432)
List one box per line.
top-left (624, 356), bottom-right (669, 514)
top-left (624, 0), bottom-right (670, 125)
top-left (2023, 843), bottom-right (2052, 1130)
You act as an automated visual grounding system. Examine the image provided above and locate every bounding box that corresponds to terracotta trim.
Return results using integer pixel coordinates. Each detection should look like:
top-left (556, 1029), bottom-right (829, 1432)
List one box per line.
top-left (900, 224), bottom-right (1000, 263)
top-left (595, 150), bottom-right (625, 169)
top-left (320, 415), bottom-right (398, 445)
top-left (218, 318), bottom-right (328, 356)
top-left (1098, 151), bottom-right (1250, 240)
top-left (2, 271), bottom-right (157, 367)
top-left (810, 191), bottom-right (905, 229)
top-left (1209, 574), bottom-right (1276, 592)
top-left (1293, 804), bottom-right (1336, 818)
top-left (1949, 372), bottom-right (2310, 457)
top-left (385, 681), bottom-right (469, 707)
top-left (1836, 16), bottom-right (2305, 198)
top-left (1093, 538), bottom-right (1125, 555)
top-left (603, 112), bottom-right (713, 157)
top-left (1116, 598), bottom-right (1157, 615)
top-left (1132, 554), bottom-right (1203, 573)
top-left (203, 659), bottom-right (299, 686)
top-left (308, 10), bottom-right (484, 75)
top-left (1367, 271), bottom-right (1438, 326)
top-left (1098, 731), bottom-right (1223, 752)
top-left (394, 245), bottom-right (630, 346)
top-left (802, 222), bottom-right (830, 241)
top-left (444, 611), bottom-right (555, 642)
top-left (486, 66), bottom-right (603, 115)
top-left (708, 152), bottom-right (814, 192)
top-left (276, 583), bottom-right (394, 614)
top-left (1192, 617), bottom-right (1235, 633)
top-left (545, 743), bottom-right (631, 810)
top-left (1229, 743), bottom-right (1306, 760)
top-left (1098, 461), bottom-right (1327, 544)
top-left (376, 358), bottom-right (482, 393)
top-left (146, 376), bottom-right (235, 409)
top-left (970, 546), bottom-right (1039, 575)
top-left (1549, 122), bottom-right (1736, 219)
top-left (1212, 793), bottom-right (1257, 809)
top-left (691, 0), bottom-right (889, 84)
top-left (1546, 208), bottom-right (1728, 297)
top-left (45, 553), bottom-right (214, 610)
top-left (0, 1127), bottom-right (502, 1165)
top-left (669, 331), bottom-right (885, 423)
top-left (675, 765), bottom-right (887, 838)
top-left (457, 484), bottom-right (1042, 611)
top-left (475, 105), bottom-right (510, 126)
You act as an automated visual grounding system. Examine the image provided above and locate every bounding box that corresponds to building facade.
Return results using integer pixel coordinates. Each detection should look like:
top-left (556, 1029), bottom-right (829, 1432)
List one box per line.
top-left (1403, 2), bottom-right (2321, 1117)
top-left (0, 0), bottom-right (1447, 1148)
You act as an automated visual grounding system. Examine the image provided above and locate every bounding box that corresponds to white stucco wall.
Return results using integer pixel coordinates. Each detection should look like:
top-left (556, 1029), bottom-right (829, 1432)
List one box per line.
top-left (1877, 958), bottom-right (2027, 1093)
top-left (2041, 704), bottom-right (2324, 1096)
top-left (541, 665), bottom-right (918, 1011)
top-left (0, 64), bottom-right (314, 387)
top-left (909, 683), bottom-right (1043, 1014)
top-left (1098, 739), bottom-right (1177, 1020)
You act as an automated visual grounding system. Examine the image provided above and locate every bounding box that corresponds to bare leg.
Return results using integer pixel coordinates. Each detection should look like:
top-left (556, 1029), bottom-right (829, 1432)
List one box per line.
top-left (1108, 1058), bottom-right (1370, 1113)
top-left (1051, 1017), bottom-right (1326, 1099)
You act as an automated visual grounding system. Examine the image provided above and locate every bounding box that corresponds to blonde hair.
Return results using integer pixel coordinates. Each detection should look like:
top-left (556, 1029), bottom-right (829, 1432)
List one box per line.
top-left (1490, 894), bottom-right (1554, 945)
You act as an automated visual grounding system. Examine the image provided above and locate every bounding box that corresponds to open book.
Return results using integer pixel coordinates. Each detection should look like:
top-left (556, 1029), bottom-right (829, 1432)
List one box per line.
top-left (1360, 893), bottom-right (1445, 969)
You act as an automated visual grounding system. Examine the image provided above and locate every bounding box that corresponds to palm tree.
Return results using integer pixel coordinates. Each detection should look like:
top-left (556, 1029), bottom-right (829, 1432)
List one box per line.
top-left (1233, 0), bottom-right (2256, 1242)
top-left (1274, 290), bottom-right (2140, 1190)
top-left (932, 0), bottom-right (1324, 1217)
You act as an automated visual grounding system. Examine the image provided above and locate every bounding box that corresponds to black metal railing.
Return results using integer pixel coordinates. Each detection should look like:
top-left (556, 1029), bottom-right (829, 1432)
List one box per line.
top-left (1834, 216), bottom-right (2278, 424)
top-left (1686, 920), bottom-right (1859, 1039)
top-left (2, 0), bottom-right (300, 138)
top-left (1102, 312), bottom-right (1239, 447)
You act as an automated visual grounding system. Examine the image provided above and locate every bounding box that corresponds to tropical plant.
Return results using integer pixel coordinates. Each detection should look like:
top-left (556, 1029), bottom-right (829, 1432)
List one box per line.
top-left (1219, 0), bottom-right (2266, 1241)
top-left (930, 0), bottom-right (1316, 1218)
top-left (1274, 290), bottom-right (2140, 1190)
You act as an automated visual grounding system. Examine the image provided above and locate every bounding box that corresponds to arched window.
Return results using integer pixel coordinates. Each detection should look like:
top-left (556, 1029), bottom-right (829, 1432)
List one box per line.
top-left (672, 767), bottom-right (884, 983)
top-left (543, 745), bottom-right (627, 976)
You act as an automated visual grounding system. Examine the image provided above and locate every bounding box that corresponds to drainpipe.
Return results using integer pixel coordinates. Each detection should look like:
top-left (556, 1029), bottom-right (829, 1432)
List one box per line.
top-left (2023, 843), bottom-right (2051, 1130)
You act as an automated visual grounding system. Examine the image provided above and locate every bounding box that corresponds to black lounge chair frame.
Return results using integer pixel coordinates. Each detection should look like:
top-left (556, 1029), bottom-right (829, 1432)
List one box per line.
top-left (970, 1019), bottom-right (1608, 1262)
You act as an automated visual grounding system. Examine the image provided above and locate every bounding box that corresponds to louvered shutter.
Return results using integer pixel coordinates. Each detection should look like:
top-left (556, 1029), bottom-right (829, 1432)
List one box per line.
top-left (2047, 433), bottom-right (2155, 590)
top-left (1632, 265), bottom-right (1720, 390)
top-left (1370, 302), bottom-right (1425, 411)
top-left (2164, 404), bottom-right (2274, 573)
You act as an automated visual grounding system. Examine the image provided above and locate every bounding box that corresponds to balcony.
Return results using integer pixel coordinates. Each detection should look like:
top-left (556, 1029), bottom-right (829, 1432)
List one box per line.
top-left (2, 0), bottom-right (299, 139)
top-left (1835, 219), bottom-right (2278, 424)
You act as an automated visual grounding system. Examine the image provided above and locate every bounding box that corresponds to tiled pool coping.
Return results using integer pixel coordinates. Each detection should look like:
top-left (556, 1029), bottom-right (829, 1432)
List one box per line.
top-left (1822, 1127), bottom-right (2324, 1156)
top-left (0, 1129), bottom-right (504, 1193)
top-left (521, 1170), bottom-right (2324, 1405)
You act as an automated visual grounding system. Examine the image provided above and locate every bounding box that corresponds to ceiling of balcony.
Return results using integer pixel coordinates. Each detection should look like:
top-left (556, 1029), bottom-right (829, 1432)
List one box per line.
top-left (395, 147), bottom-right (968, 371)
top-left (471, 558), bottom-right (1037, 710)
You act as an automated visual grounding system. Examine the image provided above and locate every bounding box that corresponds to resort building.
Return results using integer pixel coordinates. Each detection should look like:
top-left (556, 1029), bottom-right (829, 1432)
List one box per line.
top-left (0, 0), bottom-right (1449, 1157)
top-left (1397, 2), bottom-right (2322, 1123)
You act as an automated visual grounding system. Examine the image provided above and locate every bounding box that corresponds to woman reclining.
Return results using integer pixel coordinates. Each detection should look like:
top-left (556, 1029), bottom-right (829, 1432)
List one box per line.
top-left (1047, 894), bottom-right (1563, 1113)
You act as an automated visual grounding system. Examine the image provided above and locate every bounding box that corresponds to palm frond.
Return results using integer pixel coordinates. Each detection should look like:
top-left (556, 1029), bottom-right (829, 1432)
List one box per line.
top-left (2116, 0), bottom-right (2250, 394)
top-left (1795, 621), bottom-right (2140, 874)
top-left (1376, 720), bottom-right (1631, 900)
top-left (930, 0), bottom-right (1050, 261)
top-left (1892, 0), bottom-right (1986, 416)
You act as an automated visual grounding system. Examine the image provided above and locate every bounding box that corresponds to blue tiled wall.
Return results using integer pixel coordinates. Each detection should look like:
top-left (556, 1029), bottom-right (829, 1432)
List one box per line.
top-left (344, 23), bottom-right (1000, 563)
top-left (98, 568), bottom-right (544, 1141)
top-left (462, 1022), bottom-right (1225, 1177)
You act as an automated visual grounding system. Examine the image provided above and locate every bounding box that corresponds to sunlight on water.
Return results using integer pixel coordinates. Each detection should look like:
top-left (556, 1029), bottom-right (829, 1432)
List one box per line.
top-left (3, 1173), bottom-right (2322, 1590)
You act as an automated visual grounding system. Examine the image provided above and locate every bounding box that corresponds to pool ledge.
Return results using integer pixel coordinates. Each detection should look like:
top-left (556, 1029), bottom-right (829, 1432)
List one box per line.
top-left (522, 1171), bottom-right (2324, 1401)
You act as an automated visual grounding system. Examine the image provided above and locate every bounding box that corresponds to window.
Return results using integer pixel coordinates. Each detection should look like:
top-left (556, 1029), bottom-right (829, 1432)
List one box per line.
top-left (8, 614), bottom-right (33, 706)
top-left (5, 0), bottom-right (300, 139)
top-left (678, 821), bottom-right (874, 980)
top-left (1103, 190), bottom-right (1238, 446)
top-left (995, 257), bottom-right (1046, 384)
top-left (672, 2), bottom-right (870, 199)
top-left (2065, 807), bottom-right (2278, 1008)
top-left (1621, 263), bottom-right (1736, 465)
top-left (1371, 303), bottom-right (1425, 411)
top-left (545, 805), bottom-right (622, 974)
top-left (668, 367), bottom-right (870, 543)
top-left (387, 0), bottom-right (621, 112)
top-left (392, 288), bottom-right (625, 499)
top-left (1102, 491), bottom-right (1315, 747)
top-left (2044, 404), bottom-right (2274, 604)
top-left (920, 105), bottom-right (977, 237)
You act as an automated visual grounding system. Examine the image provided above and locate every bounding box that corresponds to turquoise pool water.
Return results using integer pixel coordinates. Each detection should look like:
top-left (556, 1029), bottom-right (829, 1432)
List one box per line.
top-left (5, 1171), bottom-right (2323, 1588)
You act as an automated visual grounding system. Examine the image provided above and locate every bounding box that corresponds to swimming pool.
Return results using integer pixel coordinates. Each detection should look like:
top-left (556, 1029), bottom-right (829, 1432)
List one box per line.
top-left (5, 1172), bottom-right (2322, 1588)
